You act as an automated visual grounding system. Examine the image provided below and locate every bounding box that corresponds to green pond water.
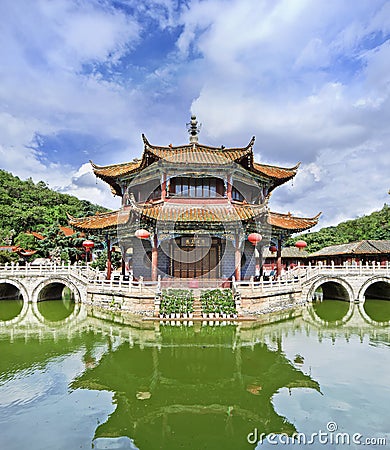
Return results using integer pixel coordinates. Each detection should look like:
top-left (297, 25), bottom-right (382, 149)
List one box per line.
top-left (0, 299), bottom-right (389, 450)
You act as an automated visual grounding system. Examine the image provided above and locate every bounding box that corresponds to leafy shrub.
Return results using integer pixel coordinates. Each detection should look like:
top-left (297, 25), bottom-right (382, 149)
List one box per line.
top-left (200, 289), bottom-right (236, 315)
top-left (0, 251), bottom-right (19, 264)
top-left (160, 289), bottom-right (194, 316)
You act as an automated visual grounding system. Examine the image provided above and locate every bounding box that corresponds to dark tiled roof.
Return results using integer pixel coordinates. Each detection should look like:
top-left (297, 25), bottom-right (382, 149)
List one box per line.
top-left (263, 247), bottom-right (309, 258)
top-left (310, 240), bottom-right (390, 257)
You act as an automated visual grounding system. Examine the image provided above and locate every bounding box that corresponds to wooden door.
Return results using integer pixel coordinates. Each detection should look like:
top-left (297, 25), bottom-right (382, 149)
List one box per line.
top-left (172, 243), bottom-right (219, 278)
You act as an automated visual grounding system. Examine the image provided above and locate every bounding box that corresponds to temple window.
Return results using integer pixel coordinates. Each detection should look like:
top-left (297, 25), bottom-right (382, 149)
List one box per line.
top-left (231, 179), bottom-right (261, 203)
top-left (171, 177), bottom-right (224, 198)
top-left (231, 186), bottom-right (244, 201)
top-left (127, 180), bottom-right (161, 203)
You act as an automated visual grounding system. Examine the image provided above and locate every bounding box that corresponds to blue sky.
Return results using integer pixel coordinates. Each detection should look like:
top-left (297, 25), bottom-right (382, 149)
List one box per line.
top-left (1, 0), bottom-right (389, 229)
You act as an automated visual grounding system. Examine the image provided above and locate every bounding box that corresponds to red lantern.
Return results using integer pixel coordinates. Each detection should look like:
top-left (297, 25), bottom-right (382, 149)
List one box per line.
top-left (248, 233), bottom-right (262, 246)
top-left (82, 240), bottom-right (94, 251)
top-left (135, 229), bottom-right (150, 239)
top-left (269, 245), bottom-right (277, 254)
top-left (295, 240), bottom-right (307, 251)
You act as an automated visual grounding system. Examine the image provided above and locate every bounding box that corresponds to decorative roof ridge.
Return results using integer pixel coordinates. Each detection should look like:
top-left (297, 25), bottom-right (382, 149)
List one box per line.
top-left (254, 161), bottom-right (301, 172)
top-left (142, 133), bottom-right (255, 153)
top-left (269, 211), bottom-right (321, 221)
top-left (67, 210), bottom-right (120, 222)
top-left (90, 160), bottom-right (141, 171)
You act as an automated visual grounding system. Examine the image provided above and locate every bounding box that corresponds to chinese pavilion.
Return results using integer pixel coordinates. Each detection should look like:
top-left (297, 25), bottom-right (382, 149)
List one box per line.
top-left (69, 117), bottom-right (320, 282)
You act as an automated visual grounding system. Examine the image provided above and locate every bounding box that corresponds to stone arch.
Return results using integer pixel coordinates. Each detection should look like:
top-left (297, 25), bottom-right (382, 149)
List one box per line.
top-left (0, 279), bottom-right (29, 326)
top-left (0, 278), bottom-right (29, 302)
top-left (305, 301), bottom-right (355, 327)
top-left (31, 277), bottom-right (82, 304)
top-left (357, 301), bottom-right (390, 327)
top-left (357, 276), bottom-right (390, 303)
top-left (32, 300), bottom-right (82, 327)
top-left (307, 277), bottom-right (354, 302)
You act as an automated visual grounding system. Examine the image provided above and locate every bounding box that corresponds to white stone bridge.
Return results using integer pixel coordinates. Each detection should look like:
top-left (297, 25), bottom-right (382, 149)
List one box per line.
top-left (0, 261), bottom-right (389, 316)
top-left (0, 262), bottom-right (158, 313)
top-left (0, 262), bottom-right (92, 304)
top-left (299, 262), bottom-right (390, 302)
top-left (234, 262), bottom-right (390, 313)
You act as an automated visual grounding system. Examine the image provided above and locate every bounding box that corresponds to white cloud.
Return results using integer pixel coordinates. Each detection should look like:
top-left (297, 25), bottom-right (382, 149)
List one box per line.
top-left (0, 0), bottom-right (389, 230)
top-left (175, 0), bottom-right (390, 227)
top-left (59, 163), bottom-right (119, 210)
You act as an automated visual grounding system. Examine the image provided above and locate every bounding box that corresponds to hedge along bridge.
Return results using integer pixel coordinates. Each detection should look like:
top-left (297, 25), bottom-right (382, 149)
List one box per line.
top-left (0, 261), bottom-right (390, 317)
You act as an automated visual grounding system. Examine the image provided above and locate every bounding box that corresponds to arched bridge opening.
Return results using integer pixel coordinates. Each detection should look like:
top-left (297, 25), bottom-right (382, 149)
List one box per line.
top-left (37, 283), bottom-right (75, 302)
top-left (0, 282), bottom-right (23, 300)
top-left (309, 279), bottom-right (353, 324)
top-left (0, 282), bottom-right (25, 322)
top-left (314, 281), bottom-right (351, 302)
top-left (361, 280), bottom-right (390, 324)
top-left (36, 282), bottom-right (77, 323)
top-left (364, 281), bottom-right (390, 301)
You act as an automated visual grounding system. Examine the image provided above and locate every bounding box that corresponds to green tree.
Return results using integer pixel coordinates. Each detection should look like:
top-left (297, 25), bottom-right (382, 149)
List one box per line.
top-left (0, 251), bottom-right (19, 264)
top-left (14, 233), bottom-right (37, 250)
top-left (287, 204), bottom-right (390, 252)
top-left (92, 250), bottom-right (122, 271)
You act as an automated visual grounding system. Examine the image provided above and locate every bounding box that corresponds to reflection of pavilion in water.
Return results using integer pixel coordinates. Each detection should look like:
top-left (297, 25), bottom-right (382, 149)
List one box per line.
top-left (1, 300), bottom-right (390, 448)
top-left (72, 324), bottom-right (319, 449)
top-left (0, 302), bottom-right (323, 449)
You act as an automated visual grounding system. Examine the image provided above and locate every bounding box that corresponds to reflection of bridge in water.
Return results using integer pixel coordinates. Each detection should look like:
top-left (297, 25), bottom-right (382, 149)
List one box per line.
top-left (0, 299), bottom-right (389, 347)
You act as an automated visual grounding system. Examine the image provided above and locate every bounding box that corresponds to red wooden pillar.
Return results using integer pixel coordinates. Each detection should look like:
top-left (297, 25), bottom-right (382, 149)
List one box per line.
top-left (151, 234), bottom-right (158, 281)
top-left (161, 173), bottom-right (167, 201)
top-left (106, 236), bottom-right (112, 280)
top-left (276, 237), bottom-right (282, 278)
top-left (227, 174), bottom-right (232, 200)
top-left (234, 234), bottom-right (241, 281)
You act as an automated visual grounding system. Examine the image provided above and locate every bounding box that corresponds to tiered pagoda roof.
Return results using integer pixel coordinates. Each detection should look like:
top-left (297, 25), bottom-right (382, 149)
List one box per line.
top-left (91, 134), bottom-right (299, 196)
top-left (68, 204), bottom-right (320, 233)
top-left (70, 122), bottom-right (320, 237)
